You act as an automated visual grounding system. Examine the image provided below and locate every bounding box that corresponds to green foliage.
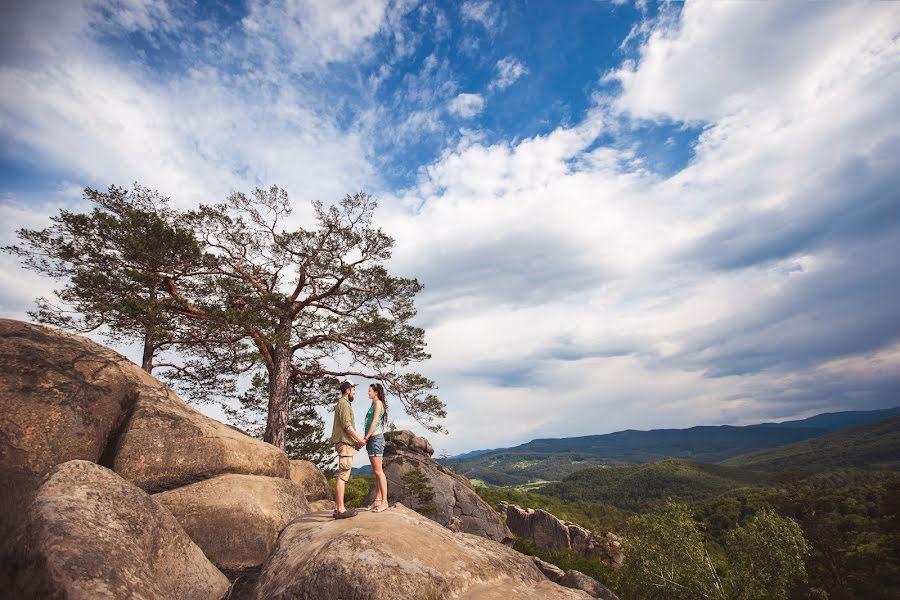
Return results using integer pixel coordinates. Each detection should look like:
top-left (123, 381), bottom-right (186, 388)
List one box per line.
top-left (329, 475), bottom-right (373, 509)
top-left (618, 501), bottom-right (724, 600)
top-left (3, 184), bottom-right (208, 372)
top-left (513, 537), bottom-right (619, 588)
top-left (721, 417), bottom-right (900, 474)
top-left (539, 460), bottom-right (767, 512)
top-left (723, 509), bottom-right (809, 600)
top-left (769, 476), bottom-right (900, 599)
top-left (474, 484), bottom-right (628, 533)
top-left (402, 468), bottom-right (437, 515)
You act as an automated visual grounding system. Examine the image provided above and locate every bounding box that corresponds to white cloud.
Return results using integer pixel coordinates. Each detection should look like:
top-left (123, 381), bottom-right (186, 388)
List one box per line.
top-left (460, 0), bottom-right (500, 32)
top-left (607, 2), bottom-right (900, 123)
top-left (447, 93), bottom-right (486, 118)
top-left (489, 56), bottom-right (528, 91)
top-left (242, 0), bottom-right (392, 70)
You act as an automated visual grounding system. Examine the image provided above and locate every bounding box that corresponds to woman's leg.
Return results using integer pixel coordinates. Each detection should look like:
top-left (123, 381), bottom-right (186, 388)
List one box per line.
top-left (368, 453), bottom-right (383, 506)
top-left (371, 455), bottom-right (387, 508)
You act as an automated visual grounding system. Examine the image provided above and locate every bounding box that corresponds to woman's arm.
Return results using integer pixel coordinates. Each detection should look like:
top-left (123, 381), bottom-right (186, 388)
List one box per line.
top-left (364, 400), bottom-right (383, 439)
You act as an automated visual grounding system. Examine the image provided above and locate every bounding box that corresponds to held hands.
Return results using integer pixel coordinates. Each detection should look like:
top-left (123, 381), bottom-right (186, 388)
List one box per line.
top-left (355, 436), bottom-right (368, 451)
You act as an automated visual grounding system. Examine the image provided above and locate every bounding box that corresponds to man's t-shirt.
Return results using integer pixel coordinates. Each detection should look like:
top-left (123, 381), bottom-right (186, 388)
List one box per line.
top-left (330, 395), bottom-right (355, 445)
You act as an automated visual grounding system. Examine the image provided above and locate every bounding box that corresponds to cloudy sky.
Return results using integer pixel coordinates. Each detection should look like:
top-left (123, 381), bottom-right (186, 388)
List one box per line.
top-left (2, 0), bottom-right (899, 460)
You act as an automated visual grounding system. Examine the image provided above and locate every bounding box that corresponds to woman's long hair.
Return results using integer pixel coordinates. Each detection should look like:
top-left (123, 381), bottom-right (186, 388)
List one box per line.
top-left (370, 383), bottom-right (387, 427)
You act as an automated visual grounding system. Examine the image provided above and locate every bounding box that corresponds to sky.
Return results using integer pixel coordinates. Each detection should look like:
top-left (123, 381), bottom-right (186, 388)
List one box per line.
top-left (1, 0), bottom-right (899, 462)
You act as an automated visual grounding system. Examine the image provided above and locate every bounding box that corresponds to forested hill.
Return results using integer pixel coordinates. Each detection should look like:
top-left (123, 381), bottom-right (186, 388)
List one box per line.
top-left (748, 406), bottom-right (900, 431)
top-left (721, 414), bottom-right (900, 473)
top-left (449, 407), bottom-right (900, 486)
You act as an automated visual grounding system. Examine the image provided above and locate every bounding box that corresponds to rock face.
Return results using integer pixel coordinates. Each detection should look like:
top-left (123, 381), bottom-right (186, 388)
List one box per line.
top-left (500, 502), bottom-right (624, 569)
top-left (288, 459), bottom-right (332, 501)
top-left (110, 374), bottom-right (289, 493)
top-left (558, 570), bottom-right (620, 600)
top-left (253, 503), bottom-right (590, 600)
top-left (364, 430), bottom-right (512, 542)
top-left (532, 556), bottom-right (566, 582)
top-left (8, 460), bottom-right (229, 600)
top-left (0, 319), bottom-right (290, 497)
top-left (153, 474), bottom-right (310, 571)
top-left (0, 320), bottom-right (139, 480)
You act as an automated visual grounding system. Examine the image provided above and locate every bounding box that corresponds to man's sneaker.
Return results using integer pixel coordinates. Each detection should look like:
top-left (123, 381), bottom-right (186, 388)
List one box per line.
top-left (332, 508), bottom-right (358, 519)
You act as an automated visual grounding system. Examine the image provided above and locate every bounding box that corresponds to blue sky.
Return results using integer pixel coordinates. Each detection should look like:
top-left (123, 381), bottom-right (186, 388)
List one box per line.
top-left (2, 1), bottom-right (899, 459)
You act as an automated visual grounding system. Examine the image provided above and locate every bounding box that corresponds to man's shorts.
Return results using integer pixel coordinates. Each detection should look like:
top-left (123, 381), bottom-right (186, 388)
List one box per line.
top-left (335, 442), bottom-right (354, 482)
top-left (366, 434), bottom-right (385, 457)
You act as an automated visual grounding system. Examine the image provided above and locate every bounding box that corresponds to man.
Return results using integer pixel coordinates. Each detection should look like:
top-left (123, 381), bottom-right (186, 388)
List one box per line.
top-left (330, 380), bottom-right (367, 518)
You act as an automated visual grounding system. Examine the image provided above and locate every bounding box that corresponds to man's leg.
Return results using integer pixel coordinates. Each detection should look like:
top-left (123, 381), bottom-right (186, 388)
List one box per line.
top-left (334, 445), bottom-right (357, 517)
top-left (335, 477), bottom-right (347, 512)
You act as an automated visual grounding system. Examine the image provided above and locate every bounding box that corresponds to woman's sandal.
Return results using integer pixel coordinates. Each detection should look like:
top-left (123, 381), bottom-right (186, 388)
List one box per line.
top-left (365, 500), bottom-right (383, 511)
top-left (372, 503), bottom-right (389, 513)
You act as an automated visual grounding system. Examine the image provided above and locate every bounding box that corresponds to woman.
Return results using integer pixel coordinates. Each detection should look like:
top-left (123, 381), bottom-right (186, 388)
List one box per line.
top-left (362, 383), bottom-right (389, 512)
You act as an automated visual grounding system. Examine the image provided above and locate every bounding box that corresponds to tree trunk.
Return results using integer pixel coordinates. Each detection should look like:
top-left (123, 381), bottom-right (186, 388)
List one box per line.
top-left (263, 337), bottom-right (292, 450)
top-left (141, 333), bottom-right (154, 372)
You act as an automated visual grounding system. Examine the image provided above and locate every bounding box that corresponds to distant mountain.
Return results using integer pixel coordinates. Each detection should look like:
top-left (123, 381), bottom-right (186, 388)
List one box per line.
top-left (450, 448), bottom-right (507, 461)
top-left (750, 406), bottom-right (900, 431)
top-left (722, 415), bottom-right (900, 473)
top-left (450, 407), bottom-right (900, 486)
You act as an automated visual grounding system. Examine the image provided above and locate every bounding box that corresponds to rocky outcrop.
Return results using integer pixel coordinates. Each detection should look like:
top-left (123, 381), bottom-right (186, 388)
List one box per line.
top-left (253, 503), bottom-right (590, 599)
top-left (364, 430), bottom-right (512, 542)
top-left (288, 459), bottom-right (332, 501)
top-left (532, 556), bottom-right (566, 582)
top-left (309, 499), bottom-right (336, 512)
top-left (7, 460), bottom-right (229, 600)
top-left (110, 374), bottom-right (289, 493)
top-left (0, 320), bottom-right (141, 480)
top-left (559, 570), bottom-right (620, 600)
top-left (153, 474), bottom-right (310, 572)
top-left (0, 319), bottom-right (290, 498)
top-left (500, 502), bottom-right (624, 569)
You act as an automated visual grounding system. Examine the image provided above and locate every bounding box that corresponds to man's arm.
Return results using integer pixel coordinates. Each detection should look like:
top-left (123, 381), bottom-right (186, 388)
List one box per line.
top-left (344, 424), bottom-right (365, 447)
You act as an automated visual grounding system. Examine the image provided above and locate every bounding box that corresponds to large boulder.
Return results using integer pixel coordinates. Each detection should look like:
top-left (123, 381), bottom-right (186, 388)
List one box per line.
top-left (110, 374), bottom-right (289, 493)
top-left (500, 502), bottom-right (624, 569)
top-left (558, 570), bottom-right (620, 600)
top-left (364, 430), bottom-right (512, 542)
top-left (5, 460), bottom-right (229, 600)
top-left (0, 319), bottom-right (139, 482)
top-left (253, 503), bottom-right (590, 599)
top-left (0, 319), bottom-right (290, 496)
top-left (153, 473), bottom-right (310, 572)
top-left (288, 459), bottom-right (332, 501)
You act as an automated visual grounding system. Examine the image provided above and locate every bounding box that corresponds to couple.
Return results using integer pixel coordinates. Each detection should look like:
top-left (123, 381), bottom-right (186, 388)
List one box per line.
top-left (330, 380), bottom-right (389, 519)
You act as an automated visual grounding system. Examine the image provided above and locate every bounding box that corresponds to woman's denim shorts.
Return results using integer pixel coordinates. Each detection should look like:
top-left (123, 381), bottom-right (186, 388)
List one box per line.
top-left (366, 434), bottom-right (385, 457)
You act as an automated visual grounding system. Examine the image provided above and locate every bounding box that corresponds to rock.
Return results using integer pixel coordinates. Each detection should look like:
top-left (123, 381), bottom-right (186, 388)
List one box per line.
top-left (253, 503), bottom-right (590, 600)
top-left (7, 460), bottom-right (229, 600)
top-left (309, 499), bottom-right (336, 512)
top-left (288, 459), bottom-right (332, 501)
top-left (364, 430), bottom-right (512, 542)
top-left (153, 474), bottom-right (310, 571)
top-left (500, 502), bottom-right (624, 569)
top-left (558, 570), bottom-right (620, 600)
top-left (0, 320), bottom-right (138, 480)
top-left (109, 370), bottom-right (289, 493)
top-left (387, 429), bottom-right (435, 456)
top-left (532, 556), bottom-right (566, 582)
top-left (0, 319), bottom-right (290, 496)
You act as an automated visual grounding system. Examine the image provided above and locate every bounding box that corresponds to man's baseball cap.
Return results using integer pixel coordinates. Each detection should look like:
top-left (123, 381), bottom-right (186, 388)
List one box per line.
top-left (339, 380), bottom-right (357, 394)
